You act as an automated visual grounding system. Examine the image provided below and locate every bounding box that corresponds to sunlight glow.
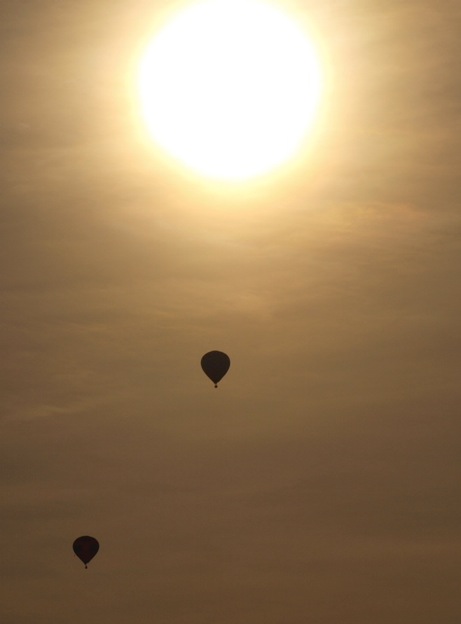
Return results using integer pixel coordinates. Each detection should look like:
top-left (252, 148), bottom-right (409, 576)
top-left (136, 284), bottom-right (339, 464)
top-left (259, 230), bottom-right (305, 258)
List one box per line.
top-left (138, 0), bottom-right (323, 181)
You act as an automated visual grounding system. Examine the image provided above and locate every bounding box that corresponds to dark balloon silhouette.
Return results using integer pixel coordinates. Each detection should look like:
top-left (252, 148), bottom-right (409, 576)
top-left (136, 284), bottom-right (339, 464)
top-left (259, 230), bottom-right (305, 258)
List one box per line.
top-left (73, 536), bottom-right (99, 569)
top-left (201, 350), bottom-right (230, 387)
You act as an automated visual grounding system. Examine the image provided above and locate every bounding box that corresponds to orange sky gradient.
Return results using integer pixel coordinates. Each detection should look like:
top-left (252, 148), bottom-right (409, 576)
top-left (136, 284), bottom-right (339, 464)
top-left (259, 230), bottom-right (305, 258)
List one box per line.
top-left (1, 1), bottom-right (460, 622)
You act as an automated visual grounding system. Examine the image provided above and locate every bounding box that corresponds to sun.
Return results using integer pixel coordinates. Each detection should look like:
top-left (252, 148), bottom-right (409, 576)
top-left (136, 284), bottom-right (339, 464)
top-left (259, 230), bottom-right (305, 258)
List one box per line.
top-left (138, 0), bottom-right (323, 181)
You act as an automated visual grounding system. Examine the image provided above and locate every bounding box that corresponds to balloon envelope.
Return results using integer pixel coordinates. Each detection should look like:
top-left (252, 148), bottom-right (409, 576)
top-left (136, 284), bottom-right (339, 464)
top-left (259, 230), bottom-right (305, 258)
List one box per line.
top-left (201, 351), bottom-right (230, 387)
top-left (73, 536), bottom-right (99, 568)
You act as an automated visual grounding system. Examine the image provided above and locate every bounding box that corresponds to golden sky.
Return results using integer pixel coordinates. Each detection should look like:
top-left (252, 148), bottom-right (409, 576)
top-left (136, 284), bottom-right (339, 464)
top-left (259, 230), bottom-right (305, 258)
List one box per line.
top-left (1, 0), bottom-right (460, 622)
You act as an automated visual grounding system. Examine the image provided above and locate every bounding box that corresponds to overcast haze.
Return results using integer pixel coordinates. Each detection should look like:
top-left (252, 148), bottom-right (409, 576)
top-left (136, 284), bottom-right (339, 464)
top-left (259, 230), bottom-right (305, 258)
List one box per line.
top-left (1, 0), bottom-right (461, 622)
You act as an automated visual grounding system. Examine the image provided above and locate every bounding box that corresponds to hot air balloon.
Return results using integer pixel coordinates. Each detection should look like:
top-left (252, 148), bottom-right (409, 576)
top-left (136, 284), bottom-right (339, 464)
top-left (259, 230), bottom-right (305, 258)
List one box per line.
top-left (73, 536), bottom-right (99, 569)
top-left (201, 350), bottom-right (230, 388)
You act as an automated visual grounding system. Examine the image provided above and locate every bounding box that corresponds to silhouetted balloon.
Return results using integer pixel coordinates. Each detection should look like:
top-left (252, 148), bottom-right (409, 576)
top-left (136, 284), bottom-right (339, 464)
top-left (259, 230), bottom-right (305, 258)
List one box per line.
top-left (73, 536), bottom-right (99, 569)
top-left (201, 351), bottom-right (230, 388)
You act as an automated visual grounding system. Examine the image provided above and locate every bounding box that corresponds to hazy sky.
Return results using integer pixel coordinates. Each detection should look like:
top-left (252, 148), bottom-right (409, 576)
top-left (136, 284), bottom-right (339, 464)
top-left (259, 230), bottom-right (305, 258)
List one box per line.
top-left (1, 0), bottom-right (460, 622)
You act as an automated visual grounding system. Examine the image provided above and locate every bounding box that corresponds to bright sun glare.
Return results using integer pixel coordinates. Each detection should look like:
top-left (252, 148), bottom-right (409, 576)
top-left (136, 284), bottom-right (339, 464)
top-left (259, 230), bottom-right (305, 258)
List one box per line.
top-left (138, 0), bottom-right (323, 181)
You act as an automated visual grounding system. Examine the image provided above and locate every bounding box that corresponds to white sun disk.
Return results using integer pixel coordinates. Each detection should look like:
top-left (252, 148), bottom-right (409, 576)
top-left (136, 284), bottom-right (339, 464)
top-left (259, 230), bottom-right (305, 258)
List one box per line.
top-left (138, 0), bottom-right (322, 181)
